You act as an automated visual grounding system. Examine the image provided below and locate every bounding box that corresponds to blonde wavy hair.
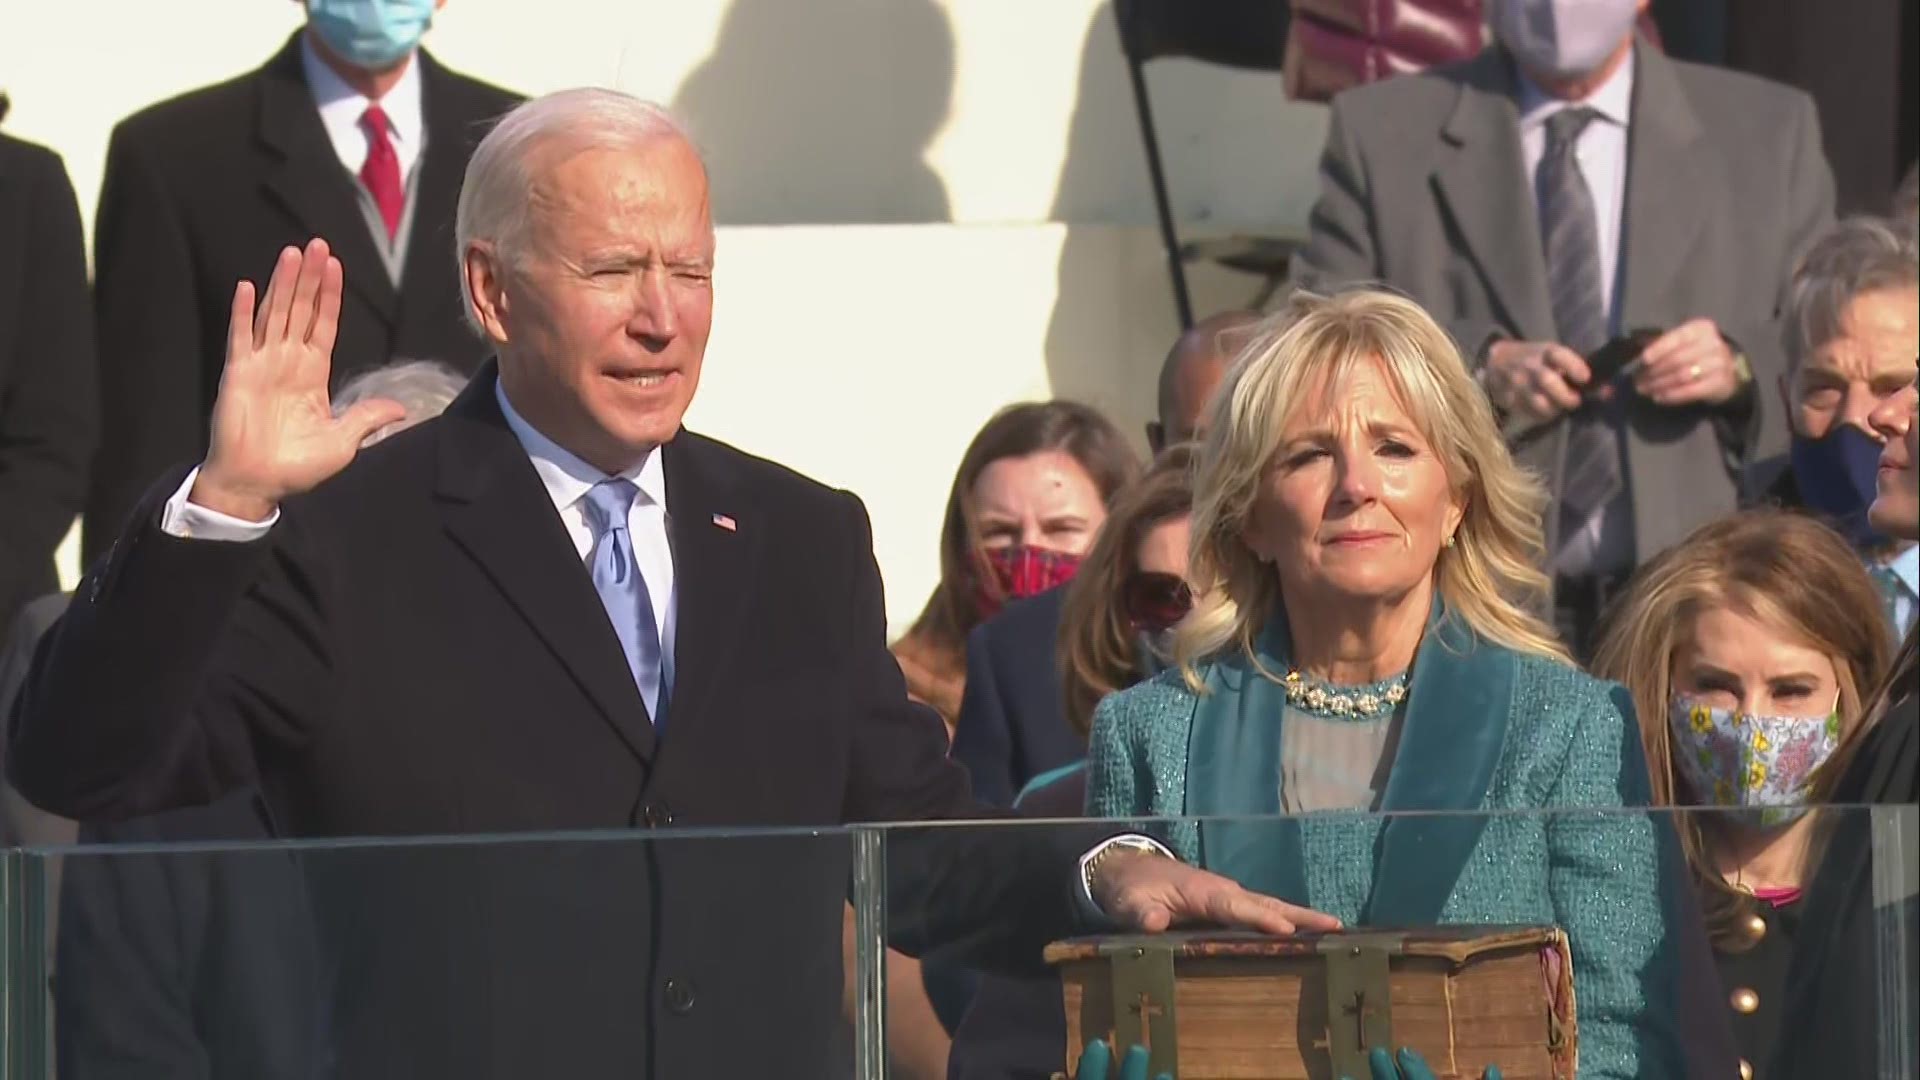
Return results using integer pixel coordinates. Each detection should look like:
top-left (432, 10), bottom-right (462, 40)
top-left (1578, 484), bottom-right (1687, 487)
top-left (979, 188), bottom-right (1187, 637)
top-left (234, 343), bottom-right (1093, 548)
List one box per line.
top-left (1588, 509), bottom-right (1890, 947)
top-left (1174, 287), bottom-right (1567, 688)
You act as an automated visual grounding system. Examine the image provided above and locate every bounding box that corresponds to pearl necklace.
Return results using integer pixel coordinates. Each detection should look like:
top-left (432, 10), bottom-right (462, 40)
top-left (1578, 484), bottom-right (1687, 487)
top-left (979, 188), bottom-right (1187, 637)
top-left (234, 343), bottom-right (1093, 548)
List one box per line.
top-left (1281, 669), bottom-right (1410, 721)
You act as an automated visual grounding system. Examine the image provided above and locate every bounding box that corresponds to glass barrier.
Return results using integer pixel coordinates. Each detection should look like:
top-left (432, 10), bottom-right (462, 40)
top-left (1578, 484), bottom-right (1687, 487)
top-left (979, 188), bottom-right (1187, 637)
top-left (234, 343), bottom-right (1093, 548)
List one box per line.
top-left (2, 823), bottom-right (868, 1080)
top-left (862, 805), bottom-right (1915, 1080)
top-left (0, 806), bottom-right (1911, 1079)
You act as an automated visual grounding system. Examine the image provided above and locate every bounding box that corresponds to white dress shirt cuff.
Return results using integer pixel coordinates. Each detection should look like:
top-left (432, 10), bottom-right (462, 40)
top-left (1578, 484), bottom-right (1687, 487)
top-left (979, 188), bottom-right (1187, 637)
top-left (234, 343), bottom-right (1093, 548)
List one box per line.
top-left (1076, 833), bottom-right (1178, 922)
top-left (158, 466), bottom-right (281, 542)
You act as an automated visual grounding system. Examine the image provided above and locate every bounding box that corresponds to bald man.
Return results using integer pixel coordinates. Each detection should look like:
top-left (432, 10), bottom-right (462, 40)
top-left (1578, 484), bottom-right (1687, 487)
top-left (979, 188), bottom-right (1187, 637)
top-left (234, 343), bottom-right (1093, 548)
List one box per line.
top-left (1147, 310), bottom-right (1260, 453)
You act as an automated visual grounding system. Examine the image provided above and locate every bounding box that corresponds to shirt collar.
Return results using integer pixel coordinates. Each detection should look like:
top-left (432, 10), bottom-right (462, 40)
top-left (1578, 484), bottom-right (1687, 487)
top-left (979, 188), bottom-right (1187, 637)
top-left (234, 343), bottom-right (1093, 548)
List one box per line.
top-left (494, 378), bottom-right (666, 517)
top-left (1516, 45), bottom-right (1636, 133)
top-left (299, 32), bottom-right (426, 149)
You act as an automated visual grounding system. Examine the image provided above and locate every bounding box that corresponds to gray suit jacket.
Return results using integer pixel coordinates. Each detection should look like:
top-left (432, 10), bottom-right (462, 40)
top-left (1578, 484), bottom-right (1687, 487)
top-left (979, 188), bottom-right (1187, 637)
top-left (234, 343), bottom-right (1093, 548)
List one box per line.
top-left (1293, 43), bottom-right (1834, 564)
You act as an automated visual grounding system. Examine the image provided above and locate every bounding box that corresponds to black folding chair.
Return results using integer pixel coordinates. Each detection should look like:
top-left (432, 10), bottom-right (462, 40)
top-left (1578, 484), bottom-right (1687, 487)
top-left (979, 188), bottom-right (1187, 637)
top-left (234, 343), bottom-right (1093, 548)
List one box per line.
top-left (1113, 0), bottom-right (1296, 329)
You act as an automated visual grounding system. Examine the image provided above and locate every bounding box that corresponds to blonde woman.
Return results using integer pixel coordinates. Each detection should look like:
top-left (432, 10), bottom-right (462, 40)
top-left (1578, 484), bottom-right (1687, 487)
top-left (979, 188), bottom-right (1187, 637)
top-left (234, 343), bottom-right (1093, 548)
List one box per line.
top-left (1590, 510), bottom-right (1890, 1077)
top-left (1086, 289), bottom-right (1684, 1079)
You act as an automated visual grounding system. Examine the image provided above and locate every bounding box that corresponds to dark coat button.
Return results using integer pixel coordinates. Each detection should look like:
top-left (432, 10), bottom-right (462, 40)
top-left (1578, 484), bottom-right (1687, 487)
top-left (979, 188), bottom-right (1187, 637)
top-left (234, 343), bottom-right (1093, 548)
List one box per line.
top-left (664, 977), bottom-right (696, 1015)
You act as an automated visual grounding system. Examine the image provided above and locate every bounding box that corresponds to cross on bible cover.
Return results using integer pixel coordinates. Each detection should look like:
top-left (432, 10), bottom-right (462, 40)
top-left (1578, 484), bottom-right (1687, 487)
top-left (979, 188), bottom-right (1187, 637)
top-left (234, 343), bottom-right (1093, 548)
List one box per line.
top-left (1043, 926), bottom-right (1576, 1079)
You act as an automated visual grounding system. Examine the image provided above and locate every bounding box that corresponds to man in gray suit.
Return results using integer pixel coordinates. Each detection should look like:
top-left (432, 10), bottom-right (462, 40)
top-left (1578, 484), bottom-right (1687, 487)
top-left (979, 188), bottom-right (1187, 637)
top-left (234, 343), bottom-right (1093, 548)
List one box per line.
top-left (1292, 0), bottom-right (1834, 654)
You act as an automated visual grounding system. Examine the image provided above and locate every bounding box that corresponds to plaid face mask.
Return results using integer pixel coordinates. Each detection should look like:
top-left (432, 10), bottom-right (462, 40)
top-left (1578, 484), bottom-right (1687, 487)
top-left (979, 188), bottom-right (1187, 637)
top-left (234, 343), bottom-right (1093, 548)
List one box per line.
top-left (971, 545), bottom-right (1083, 622)
top-left (1667, 696), bottom-right (1842, 828)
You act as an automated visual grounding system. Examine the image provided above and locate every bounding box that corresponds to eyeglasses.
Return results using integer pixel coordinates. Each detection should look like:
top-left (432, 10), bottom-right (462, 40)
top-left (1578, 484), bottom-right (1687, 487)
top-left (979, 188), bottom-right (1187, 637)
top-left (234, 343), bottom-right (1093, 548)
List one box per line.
top-left (1122, 571), bottom-right (1193, 633)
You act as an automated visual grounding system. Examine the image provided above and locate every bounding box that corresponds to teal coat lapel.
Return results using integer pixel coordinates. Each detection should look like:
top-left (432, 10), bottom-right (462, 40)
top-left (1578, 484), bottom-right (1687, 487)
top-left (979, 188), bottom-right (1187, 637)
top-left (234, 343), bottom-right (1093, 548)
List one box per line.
top-left (1186, 617), bottom-right (1308, 903)
top-left (1185, 601), bottom-right (1517, 923)
top-left (1365, 605), bottom-right (1515, 925)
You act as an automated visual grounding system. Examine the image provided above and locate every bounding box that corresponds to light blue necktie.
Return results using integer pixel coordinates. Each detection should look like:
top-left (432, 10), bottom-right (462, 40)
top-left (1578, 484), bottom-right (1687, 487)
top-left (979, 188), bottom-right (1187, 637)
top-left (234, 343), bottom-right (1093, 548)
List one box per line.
top-left (582, 479), bottom-right (667, 728)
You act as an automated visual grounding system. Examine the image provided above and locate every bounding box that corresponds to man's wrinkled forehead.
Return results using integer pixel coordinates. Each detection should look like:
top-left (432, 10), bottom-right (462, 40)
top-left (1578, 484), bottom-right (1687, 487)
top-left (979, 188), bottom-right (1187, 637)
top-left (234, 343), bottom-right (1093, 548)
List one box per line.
top-left (1804, 288), bottom-right (1920, 378)
top-left (524, 136), bottom-right (713, 246)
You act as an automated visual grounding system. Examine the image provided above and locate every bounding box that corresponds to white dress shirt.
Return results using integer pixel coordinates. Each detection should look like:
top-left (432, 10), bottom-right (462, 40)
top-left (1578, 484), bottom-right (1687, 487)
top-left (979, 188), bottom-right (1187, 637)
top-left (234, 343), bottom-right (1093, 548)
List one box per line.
top-left (299, 34), bottom-right (424, 183)
top-left (1517, 53), bottom-right (1635, 325)
top-left (493, 381), bottom-right (679, 684)
top-left (157, 379), bottom-right (680, 697)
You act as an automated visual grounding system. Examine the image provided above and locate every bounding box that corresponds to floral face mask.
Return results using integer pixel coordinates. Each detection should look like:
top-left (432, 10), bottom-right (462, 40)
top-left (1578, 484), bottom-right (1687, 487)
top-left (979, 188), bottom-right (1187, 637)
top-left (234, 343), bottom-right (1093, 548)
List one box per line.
top-left (1667, 696), bottom-right (1842, 828)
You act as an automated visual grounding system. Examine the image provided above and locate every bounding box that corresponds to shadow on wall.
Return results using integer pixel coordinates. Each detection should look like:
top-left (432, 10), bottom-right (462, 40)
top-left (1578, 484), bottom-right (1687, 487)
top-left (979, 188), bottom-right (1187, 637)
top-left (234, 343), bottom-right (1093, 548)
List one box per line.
top-left (1039, 4), bottom-right (1296, 444)
top-left (671, 0), bottom-right (955, 225)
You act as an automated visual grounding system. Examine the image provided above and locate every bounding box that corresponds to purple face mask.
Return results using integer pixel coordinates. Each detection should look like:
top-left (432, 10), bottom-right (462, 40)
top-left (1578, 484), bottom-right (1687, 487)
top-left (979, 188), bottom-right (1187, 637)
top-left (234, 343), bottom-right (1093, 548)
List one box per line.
top-left (1489, 0), bottom-right (1640, 81)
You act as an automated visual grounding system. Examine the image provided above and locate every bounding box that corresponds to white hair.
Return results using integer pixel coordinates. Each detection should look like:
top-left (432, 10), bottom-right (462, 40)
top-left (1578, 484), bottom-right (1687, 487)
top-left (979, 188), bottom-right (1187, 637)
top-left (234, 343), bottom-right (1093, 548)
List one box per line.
top-left (454, 88), bottom-right (701, 330)
top-left (1784, 216), bottom-right (1920, 375)
top-left (333, 359), bottom-right (468, 445)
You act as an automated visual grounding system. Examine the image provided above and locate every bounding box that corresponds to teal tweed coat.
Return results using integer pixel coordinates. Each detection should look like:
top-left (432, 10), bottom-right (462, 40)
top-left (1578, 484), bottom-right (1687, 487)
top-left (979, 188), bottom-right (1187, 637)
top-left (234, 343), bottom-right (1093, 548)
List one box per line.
top-left (1085, 606), bottom-right (1683, 1080)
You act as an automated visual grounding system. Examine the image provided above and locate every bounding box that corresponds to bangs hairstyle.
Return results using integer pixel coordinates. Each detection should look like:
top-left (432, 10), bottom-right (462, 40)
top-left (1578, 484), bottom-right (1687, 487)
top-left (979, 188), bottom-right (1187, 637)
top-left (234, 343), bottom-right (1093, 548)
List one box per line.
top-left (1174, 287), bottom-right (1564, 688)
top-left (1589, 509), bottom-right (1891, 948)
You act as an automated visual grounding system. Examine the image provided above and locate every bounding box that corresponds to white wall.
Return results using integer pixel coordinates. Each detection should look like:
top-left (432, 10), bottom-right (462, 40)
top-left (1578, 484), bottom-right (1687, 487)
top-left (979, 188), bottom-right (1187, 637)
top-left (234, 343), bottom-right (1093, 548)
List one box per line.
top-left (2, 0), bottom-right (1329, 631)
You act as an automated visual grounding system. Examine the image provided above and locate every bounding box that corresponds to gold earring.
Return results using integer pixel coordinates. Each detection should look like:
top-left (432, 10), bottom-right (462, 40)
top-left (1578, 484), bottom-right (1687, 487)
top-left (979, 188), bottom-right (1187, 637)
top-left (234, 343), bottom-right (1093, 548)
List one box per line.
top-left (1443, 534), bottom-right (1456, 549)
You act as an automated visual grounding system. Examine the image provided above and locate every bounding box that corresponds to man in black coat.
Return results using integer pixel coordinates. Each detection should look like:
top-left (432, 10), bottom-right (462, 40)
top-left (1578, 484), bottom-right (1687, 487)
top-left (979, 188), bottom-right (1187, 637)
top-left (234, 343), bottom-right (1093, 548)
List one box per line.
top-left (82, 11), bottom-right (521, 558)
top-left (11, 90), bottom-right (1324, 1079)
top-left (0, 125), bottom-right (95, 639)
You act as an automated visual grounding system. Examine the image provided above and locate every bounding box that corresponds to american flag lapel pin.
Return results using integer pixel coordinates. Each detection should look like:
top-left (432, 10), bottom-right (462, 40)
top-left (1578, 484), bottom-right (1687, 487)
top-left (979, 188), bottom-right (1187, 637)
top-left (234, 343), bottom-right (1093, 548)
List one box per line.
top-left (711, 513), bottom-right (737, 533)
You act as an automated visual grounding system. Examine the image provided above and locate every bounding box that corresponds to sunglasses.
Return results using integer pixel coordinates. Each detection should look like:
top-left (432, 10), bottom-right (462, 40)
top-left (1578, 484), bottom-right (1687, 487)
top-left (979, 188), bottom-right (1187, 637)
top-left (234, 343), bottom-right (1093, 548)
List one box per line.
top-left (1123, 571), bottom-right (1193, 633)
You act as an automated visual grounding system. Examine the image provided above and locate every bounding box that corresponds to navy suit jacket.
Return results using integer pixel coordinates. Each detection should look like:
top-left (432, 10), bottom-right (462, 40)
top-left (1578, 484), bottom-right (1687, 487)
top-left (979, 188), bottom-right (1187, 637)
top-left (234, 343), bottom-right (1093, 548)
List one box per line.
top-left (949, 588), bottom-right (1081, 807)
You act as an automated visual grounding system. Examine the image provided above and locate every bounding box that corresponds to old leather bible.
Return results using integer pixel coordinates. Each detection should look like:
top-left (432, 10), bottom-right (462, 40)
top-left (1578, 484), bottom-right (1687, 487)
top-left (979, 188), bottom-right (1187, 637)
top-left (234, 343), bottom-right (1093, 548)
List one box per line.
top-left (1045, 926), bottom-right (1576, 1080)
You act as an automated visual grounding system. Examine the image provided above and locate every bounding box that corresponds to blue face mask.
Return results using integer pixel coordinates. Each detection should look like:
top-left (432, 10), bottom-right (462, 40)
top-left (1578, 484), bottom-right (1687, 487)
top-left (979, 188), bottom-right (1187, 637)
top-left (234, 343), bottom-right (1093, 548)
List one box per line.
top-left (307, 0), bottom-right (436, 71)
top-left (1790, 422), bottom-right (1891, 550)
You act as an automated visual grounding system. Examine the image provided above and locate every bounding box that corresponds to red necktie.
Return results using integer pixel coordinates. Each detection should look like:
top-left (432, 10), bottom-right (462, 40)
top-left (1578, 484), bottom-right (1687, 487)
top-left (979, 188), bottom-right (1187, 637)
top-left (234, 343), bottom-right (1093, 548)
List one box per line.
top-left (358, 105), bottom-right (404, 242)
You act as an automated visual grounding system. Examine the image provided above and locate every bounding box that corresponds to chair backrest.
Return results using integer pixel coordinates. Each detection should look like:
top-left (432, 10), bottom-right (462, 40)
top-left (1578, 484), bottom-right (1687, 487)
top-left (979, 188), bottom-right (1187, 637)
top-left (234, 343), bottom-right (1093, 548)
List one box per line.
top-left (1113, 0), bottom-right (1291, 72)
top-left (1283, 0), bottom-right (1487, 101)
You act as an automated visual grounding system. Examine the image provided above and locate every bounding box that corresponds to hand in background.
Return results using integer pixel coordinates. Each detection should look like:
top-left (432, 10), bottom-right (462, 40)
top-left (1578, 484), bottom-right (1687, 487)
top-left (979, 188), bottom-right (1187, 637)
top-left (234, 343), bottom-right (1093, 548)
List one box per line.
top-left (1481, 340), bottom-right (1591, 424)
top-left (1631, 317), bottom-right (1742, 407)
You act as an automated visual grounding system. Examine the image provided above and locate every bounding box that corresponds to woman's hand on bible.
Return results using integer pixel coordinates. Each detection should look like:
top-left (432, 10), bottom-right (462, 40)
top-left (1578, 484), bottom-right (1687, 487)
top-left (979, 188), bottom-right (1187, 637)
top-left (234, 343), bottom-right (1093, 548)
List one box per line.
top-left (191, 238), bottom-right (406, 522)
top-left (1342, 1046), bottom-right (1503, 1080)
top-left (1065, 1039), bottom-right (1168, 1080)
top-left (1094, 850), bottom-right (1341, 936)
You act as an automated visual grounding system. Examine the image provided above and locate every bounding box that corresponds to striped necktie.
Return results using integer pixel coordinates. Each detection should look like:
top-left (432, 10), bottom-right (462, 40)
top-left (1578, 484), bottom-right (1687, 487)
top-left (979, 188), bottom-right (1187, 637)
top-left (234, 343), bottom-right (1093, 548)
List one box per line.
top-left (1868, 561), bottom-right (1912, 640)
top-left (1538, 106), bottom-right (1621, 565)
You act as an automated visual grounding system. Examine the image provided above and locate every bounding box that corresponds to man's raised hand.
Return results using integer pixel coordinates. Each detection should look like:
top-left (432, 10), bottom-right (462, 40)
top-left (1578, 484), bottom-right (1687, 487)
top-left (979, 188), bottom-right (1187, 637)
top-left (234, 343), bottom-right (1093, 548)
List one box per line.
top-left (190, 239), bottom-right (406, 521)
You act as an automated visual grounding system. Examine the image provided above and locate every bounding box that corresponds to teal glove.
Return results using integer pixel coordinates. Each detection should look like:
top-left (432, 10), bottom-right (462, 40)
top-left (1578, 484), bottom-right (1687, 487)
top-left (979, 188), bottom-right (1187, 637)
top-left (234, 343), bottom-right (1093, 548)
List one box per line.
top-left (1340, 1046), bottom-right (1503, 1080)
top-left (1073, 1039), bottom-right (1172, 1080)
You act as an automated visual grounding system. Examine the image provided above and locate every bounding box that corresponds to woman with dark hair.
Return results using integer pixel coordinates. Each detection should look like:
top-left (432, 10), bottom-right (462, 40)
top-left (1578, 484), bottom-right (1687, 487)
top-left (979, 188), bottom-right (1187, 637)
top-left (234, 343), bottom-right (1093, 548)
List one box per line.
top-left (1589, 508), bottom-right (1891, 1077)
top-left (892, 401), bottom-right (1139, 737)
top-left (1054, 444), bottom-right (1197, 753)
top-left (946, 445), bottom-right (1197, 1080)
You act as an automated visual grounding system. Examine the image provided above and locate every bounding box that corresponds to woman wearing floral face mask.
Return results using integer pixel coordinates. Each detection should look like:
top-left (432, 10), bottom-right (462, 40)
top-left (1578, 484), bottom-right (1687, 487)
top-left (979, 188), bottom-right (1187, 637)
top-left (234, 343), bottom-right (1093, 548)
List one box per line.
top-left (892, 401), bottom-right (1138, 739)
top-left (1590, 508), bottom-right (1890, 1078)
